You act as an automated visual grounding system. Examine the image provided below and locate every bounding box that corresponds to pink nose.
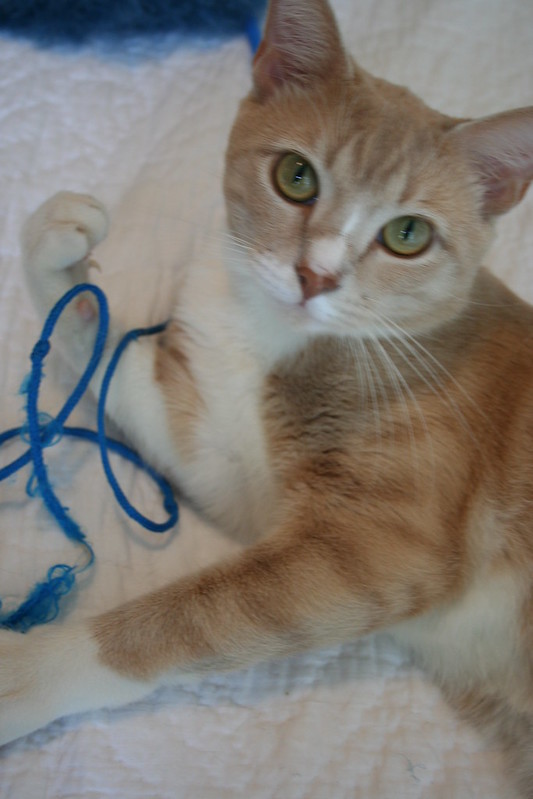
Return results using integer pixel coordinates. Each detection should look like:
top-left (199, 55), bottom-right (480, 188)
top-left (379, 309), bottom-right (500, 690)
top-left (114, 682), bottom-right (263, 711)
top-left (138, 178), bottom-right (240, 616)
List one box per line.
top-left (296, 262), bottom-right (339, 301)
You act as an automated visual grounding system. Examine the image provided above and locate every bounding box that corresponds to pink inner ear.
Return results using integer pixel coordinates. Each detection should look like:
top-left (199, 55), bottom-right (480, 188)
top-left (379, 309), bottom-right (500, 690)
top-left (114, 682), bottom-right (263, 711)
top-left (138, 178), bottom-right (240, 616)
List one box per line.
top-left (480, 172), bottom-right (531, 216)
top-left (253, 42), bottom-right (287, 95)
top-left (453, 107), bottom-right (533, 216)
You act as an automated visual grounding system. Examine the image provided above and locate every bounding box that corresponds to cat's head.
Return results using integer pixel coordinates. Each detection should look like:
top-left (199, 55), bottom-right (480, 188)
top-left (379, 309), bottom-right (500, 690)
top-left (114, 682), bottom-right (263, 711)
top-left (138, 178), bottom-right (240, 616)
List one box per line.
top-left (224, 0), bottom-right (533, 346)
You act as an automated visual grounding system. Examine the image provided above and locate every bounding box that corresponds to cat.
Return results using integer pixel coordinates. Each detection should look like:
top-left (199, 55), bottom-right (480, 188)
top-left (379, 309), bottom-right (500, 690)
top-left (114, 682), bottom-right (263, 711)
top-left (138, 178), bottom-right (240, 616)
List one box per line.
top-left (1, 0), bottom-right (533, 794)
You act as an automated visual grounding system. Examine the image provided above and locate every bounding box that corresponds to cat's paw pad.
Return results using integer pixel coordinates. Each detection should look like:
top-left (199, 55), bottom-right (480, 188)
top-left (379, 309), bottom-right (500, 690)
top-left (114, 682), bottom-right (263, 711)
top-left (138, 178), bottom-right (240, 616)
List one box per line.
top-left (23, 191), bottom-right (109, 276)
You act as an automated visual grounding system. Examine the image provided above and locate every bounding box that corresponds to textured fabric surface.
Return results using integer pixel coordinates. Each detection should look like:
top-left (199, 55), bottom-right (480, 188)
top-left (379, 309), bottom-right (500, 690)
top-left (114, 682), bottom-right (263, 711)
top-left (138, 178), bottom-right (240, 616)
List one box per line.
top-left (0, 1), bottom-right (532, 797)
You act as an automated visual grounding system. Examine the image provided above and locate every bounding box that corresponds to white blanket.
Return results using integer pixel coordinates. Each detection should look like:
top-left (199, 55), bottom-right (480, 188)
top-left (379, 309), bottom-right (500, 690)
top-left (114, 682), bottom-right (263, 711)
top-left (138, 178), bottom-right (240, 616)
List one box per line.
top-left (1, 2), bottom-right (532, 797)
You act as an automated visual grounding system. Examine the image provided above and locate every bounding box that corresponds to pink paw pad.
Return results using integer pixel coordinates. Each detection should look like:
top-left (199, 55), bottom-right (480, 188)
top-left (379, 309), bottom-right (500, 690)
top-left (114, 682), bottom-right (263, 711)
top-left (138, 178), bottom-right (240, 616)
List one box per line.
top-left (75, 297), bottom-right (97, 322)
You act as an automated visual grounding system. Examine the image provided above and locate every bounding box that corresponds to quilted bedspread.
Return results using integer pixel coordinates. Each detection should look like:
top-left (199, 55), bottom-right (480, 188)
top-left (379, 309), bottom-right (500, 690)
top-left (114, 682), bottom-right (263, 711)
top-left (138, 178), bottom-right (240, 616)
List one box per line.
top-left (0, 1), bottom-right (532, 797)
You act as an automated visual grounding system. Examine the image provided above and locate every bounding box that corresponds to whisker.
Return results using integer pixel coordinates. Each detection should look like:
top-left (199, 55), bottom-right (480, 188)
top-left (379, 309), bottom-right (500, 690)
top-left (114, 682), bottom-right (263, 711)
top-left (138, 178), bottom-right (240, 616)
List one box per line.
top-left (367, 334), bottom-right (436, 487)
top-left (352, 338), bottom-right (383, 448)
top-left (368, 311), bottom-right (485, 454)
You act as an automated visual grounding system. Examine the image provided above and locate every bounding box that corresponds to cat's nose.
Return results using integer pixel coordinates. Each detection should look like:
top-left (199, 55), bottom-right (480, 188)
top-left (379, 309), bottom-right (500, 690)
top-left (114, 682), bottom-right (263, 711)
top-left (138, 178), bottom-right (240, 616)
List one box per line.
top-left (296, 261), bottom-right (339, 301)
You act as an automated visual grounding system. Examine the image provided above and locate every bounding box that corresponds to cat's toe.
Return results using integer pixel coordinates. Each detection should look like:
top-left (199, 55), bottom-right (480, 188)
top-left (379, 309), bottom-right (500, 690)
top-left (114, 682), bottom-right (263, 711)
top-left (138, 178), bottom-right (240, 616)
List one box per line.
top-left (23, 191), bottom-right (109, 277)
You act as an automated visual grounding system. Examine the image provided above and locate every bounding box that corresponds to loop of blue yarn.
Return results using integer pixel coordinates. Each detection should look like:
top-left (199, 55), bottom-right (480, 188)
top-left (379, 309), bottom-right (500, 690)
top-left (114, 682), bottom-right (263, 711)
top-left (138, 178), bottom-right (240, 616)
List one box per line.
top-left (0, 283), bottom-right (179, 633)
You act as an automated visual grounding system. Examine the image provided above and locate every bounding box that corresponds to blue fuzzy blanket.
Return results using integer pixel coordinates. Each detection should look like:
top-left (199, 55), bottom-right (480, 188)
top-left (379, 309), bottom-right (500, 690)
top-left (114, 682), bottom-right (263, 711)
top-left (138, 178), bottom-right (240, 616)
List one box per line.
top-left (0, 0), bottom-right (266, 45)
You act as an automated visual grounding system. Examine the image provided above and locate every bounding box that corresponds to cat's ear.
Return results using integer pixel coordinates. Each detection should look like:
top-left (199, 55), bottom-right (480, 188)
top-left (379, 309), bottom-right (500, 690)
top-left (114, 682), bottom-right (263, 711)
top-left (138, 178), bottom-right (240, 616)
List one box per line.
top-left (252, 0), bottom-right (345, 98)
top-left (452, 107), bottom-right (533, 216)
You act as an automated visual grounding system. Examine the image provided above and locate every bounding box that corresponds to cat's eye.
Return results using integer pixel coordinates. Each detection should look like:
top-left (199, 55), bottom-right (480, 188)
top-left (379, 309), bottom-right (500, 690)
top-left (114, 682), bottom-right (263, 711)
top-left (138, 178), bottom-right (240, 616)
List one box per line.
top-left (380, 216), bottom-right (433, 257)
top-left (274, 153), bottom-right (319, 204)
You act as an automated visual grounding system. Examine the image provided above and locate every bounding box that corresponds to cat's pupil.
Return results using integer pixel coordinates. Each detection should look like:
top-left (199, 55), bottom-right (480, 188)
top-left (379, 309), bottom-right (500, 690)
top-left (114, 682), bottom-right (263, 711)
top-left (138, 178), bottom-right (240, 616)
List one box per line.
top-left (293, 165), bottom-right (306, 184)
top-left (400, 219), bottom-right (415, 241)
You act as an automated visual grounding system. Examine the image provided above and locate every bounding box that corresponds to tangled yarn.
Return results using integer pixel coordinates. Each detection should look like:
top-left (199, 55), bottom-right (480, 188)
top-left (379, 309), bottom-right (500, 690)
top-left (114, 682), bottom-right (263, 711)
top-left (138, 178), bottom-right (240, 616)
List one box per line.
top-left (0, 283), bottom-right (178, 632)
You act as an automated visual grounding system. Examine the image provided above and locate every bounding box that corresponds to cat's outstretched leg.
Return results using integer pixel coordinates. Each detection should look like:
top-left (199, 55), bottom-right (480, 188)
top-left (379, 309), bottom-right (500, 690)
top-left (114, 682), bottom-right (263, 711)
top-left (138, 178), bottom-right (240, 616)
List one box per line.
top-left (0, 525), bottom-right (354, 745)
top-left (0, 494), bottom-right (464, 747)
top-left (22, 191), bottom-right (110, 364)
top-left (21, 192), bottom-right (179, 475)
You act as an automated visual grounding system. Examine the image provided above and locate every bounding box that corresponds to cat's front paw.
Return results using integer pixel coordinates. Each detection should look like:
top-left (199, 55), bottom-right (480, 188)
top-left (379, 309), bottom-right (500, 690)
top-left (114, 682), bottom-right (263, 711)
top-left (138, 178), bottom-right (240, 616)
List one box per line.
top-left (23, 191), bottom-right (108, 278)
top-left (0, 624), bottom-right (153, 746)
top-left (0, 628), bottom-right (53, 745)
top-left (0, 624), bottom-right (94, 745)
top-left (22, 191), bottom-right (109, 328)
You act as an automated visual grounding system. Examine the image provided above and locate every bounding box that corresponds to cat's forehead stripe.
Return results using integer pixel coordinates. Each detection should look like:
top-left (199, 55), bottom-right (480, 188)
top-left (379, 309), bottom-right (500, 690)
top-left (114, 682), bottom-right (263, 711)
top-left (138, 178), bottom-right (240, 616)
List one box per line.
top-left (341, 207), bottom-right (363, 236)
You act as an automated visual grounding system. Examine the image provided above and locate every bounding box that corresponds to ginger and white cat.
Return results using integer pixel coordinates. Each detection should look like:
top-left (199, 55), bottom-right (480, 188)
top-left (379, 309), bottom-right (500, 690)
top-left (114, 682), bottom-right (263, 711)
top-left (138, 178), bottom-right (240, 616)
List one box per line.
top-left (1, 0), bottom-right (533, 794)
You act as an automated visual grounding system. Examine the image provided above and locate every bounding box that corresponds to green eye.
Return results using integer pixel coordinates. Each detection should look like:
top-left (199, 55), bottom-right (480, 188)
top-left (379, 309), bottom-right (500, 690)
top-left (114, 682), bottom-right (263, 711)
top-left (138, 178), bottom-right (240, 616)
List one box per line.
top-left (274, 153), bottom-right (319, 204)
top-left (380, 216), bottom-right (433, 256)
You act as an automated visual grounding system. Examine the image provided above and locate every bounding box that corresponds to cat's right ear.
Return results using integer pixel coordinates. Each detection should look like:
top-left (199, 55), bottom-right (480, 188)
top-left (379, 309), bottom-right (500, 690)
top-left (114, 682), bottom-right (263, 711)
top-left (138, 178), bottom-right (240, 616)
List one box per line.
top-left (451, 107), bottom-right (533, 217)
top-left (252, 0), bottom-right (345, 99)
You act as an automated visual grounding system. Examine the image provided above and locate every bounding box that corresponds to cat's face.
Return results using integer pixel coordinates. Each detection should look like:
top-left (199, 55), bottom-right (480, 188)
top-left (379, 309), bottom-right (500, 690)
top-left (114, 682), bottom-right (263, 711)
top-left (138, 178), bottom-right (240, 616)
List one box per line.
top-left (223, 0), bottom-right (532, 346)
top-left (224, 70), bottom-right (489, 341)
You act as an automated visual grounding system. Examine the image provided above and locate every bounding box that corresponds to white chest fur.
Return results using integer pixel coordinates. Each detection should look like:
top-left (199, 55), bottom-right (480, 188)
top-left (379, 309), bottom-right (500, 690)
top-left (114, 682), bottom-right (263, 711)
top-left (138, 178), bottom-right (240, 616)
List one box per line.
top-left (162, 257), bottom-right (278, 542)
top-left (101, 249), bottom-right (284, 544)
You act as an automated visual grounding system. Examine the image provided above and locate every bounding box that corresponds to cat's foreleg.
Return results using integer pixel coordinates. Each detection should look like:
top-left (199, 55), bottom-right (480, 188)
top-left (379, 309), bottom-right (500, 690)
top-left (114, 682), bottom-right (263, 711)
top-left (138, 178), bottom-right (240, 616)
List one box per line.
top-left (21, 192), bottom-right (178, 473)
top-left (0, 507), bottom-right (451, 746)
top-left (22, 191), bottom-right (111, 365)
top-left (0, 528), bottom-right (342, 744)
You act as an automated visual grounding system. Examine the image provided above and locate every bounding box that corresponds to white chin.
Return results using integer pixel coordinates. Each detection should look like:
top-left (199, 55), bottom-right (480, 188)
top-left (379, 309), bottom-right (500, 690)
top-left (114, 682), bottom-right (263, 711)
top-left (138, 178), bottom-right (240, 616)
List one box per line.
top-left (286, 301), bottom-right (337, 336)
top-left (259, 289), bottom-right (320, 331)
top-left (298, 295), bottom-right (335, 325)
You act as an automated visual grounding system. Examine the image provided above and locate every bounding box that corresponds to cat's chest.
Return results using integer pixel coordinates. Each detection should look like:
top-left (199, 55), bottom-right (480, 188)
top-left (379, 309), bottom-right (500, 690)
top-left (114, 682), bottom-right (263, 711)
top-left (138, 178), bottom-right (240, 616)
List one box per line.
top-left (172, 307), bottom-right (277, 541)
top-left (180, 337), bottom-right (363, 528)
top-left (168, 267), bottom-right (368, 538)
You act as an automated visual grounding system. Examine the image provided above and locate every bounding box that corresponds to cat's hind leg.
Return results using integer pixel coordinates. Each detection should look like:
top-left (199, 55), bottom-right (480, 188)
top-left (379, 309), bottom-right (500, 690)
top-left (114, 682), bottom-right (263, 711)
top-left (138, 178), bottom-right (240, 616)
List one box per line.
top-left (448, 688), bottom-right (533, 799)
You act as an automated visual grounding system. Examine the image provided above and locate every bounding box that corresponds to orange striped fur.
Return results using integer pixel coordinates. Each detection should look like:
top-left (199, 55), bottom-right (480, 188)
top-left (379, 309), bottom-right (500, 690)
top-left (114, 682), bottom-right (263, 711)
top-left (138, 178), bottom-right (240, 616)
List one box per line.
top-left (2, 0), bottom-right (532, 794)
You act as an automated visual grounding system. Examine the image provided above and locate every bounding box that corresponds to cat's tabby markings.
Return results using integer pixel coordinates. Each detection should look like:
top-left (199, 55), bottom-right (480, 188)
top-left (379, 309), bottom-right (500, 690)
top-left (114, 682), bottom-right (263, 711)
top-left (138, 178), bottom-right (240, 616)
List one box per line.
top-left (1, 0), bottom-right (532, 795)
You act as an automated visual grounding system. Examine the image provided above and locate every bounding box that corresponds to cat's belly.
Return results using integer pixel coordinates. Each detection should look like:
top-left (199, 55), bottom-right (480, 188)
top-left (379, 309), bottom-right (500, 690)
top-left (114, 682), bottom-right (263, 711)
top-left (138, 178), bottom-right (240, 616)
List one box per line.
top-left (390, 568), bottom-right (527, 702)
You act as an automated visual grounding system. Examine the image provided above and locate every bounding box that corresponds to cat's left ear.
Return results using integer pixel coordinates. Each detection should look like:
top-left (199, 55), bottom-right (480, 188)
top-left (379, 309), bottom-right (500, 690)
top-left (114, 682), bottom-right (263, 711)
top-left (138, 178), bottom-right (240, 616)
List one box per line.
top-left (252, 0), bottom-right (346, 99)
top-left (451, 107), bottom-right (533, 216)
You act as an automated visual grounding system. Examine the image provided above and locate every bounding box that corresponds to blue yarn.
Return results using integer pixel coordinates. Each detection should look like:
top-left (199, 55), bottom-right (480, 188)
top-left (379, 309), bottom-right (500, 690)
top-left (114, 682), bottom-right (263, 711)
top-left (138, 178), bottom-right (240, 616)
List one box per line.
top-left (0, 283), bottom-right (179, 633)
top-left (97, 321), bottom-right (178, 532)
